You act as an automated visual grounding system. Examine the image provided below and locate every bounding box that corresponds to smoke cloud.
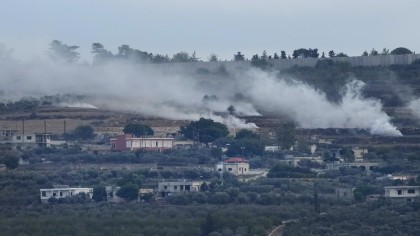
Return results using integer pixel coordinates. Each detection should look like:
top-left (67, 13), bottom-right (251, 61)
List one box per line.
top-left (408, 99), bottom-right (420, 118)
top-left (0, 53), bottom-right (402, 136)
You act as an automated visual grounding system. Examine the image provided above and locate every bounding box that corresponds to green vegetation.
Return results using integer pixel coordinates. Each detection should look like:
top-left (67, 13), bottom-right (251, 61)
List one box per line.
top-left (180, 118), bottom-right (229, 144)
top-left (123, 123), bottom-right (154, 137)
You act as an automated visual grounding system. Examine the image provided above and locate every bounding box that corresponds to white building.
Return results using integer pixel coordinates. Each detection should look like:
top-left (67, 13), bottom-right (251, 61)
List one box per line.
top-left (158, 180), bottom-right (205, 197)
top-left (384, 186), bottom-right (420, 202)
top-left (110, 134), bottom-right (174, 152)
top-left (40, 185), bottom-right (93, 202)
top-left (264, 145), bottom-right (280, 152)
top-left (216, 157), bottom-right (250, 175)
top-left (279, 155), bottom-right (323, 167)
top-left (12, 133), bottom-right (51, 149)
top-left (352, 147), bottom-right (368, 162)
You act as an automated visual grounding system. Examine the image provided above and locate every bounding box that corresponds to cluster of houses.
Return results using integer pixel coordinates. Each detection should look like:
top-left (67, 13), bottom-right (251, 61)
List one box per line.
top-left (40, 183), bottom-right (420, 203)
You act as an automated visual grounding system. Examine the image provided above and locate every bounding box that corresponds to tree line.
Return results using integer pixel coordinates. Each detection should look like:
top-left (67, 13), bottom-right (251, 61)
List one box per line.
top-left (47, 40), bottom-right (415, 64)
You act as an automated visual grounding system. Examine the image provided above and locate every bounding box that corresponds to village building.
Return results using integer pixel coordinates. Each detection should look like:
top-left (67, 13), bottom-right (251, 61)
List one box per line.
top-left (110, 134), bottom-right (174, 152)
top-left (0, 129), bottom-right (20, 141)
top-left (11, 133), bottom-right (51, 149)
top-left (40, 185), bottom-right (93, 202)
top-left (335, 187), bottom-right (355, 200)
top-left (279, 155), bottom-right (323, 168)
top-left (384, 186), bottom-right (420, 202)
top-left (216, 157), bottom-right (250, 175)
top-left (352, 147), bottom-right (368, 162)
top-left (264, 145), bottom-right (280, 152)
top-left (157, 180), bottom-right (206, 197)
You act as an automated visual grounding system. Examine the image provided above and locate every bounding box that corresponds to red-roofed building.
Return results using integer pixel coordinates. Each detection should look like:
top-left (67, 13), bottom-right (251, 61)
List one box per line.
top-left (216, 157), bottom-right (250, 175)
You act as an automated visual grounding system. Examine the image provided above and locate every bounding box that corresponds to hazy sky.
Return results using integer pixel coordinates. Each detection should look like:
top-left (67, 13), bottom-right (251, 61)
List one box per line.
top-left (1, 0), bottom-right (419, 62)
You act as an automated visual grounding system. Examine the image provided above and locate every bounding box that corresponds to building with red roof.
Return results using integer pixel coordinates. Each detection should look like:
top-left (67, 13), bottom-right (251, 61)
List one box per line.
top-left (216, 157), bottom-right (250, 175)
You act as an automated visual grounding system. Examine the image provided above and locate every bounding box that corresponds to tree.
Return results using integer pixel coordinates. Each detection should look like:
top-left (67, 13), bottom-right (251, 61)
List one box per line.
top-left (172, 52), bottom-right (191, 62)
top-left (273, 53), bottom-right (280, 59)
top-left (321, 52), bottom-right (326, 58)
top-left (92, 186), bottom-right (107, 202)
top-left (48, 40), bottom-right (80, 63)
top-left (116, 184), bottom-right (139, 201)
top-left (390, 47), bottom-right (413, 55)
top-left (362, 50), bottom-right (369, 56)
top-left (336, 52), bottom-right (348, 57)
top-left (234, 52), bottom-right (245, 61)
top-left (370, 48), bottom-right (379, 56)
top-left (251, 54), bottom-right (272, 70)
top-left (381, 48), bottom-right (390, 55)
top-left (72, 125), bottom-right (95, 140)
top-left (201, 213), bottom-right (216, 236)
top-left (0, 154), bottom-right (19, 169)
top-left (280, 51), bottom-right (287, 59)
top-left (123, 124), bottom-right (154, 137)
top-left (328, 50), bottom-right (336, 58)
top-left (235, 129), bottom-right (259, 140)
top-left (152, 54), bottom-right (170, 63)
top-left (208, 53), bottom-right (219, 62)
top-left (276, 122), bottom-right (296, 150)
top-left (91, 43), bottom-right (114, 63)
top-left (180, 118), bottom-right (229, 144)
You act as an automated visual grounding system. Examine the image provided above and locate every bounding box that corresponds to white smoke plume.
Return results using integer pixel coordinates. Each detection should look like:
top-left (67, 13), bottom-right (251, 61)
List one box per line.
top-left (0, 53), bottom-right (401, 135)
top-left (408, 99), bottom-right (420, 118)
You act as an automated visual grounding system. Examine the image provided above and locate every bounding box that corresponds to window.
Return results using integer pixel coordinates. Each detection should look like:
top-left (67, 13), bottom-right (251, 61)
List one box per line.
top-left (26, 136), bottom-right (32, 140)
top-left (16, 136), bottom-right (21, 140)
top-left (60, 192), bottom-right (63, 197)
top-left (174, 186), bottom-right (178, 190)
top-left (112, 143), bottom-right (116, 149)
top-left (164, 186), bottom-right (167, 190)
top-left (185, 185), bottom-right (190, 191)
top-left (156, 141), bottom-right (158, 147)
top-left (180, 185), bottom-right (184, 190)
top-left (397, 190), bottom-right (402, 195)
top-left (218, 168), bottom-right (222, 172)
top-left (41, 191), bottom-right (46, 197)
top-left (53, 192), bottom-right (57, 197)
top-left (228, 168), bottom-right (232, 171)
top-left (407, 189), bottom-right (415, 194)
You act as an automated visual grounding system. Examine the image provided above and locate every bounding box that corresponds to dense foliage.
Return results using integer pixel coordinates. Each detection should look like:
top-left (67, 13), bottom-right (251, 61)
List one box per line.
top-left (180, 118), bottom-right (229, 144)
top-left (123, 123), bottom-right (154, 137)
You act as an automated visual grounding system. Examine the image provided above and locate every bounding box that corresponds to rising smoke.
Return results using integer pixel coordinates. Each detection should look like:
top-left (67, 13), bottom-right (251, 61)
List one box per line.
top-left (408, 99), bottom-right (420, 118)
top-left (0, 51), bottom-right (404, 136)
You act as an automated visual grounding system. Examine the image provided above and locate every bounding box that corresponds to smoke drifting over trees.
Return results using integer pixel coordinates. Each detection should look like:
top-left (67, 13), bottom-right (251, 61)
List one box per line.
top-left (0, 43), bottom-right (414, 136)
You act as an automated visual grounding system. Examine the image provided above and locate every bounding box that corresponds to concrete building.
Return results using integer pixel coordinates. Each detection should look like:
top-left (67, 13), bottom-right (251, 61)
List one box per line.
top-left (40, 185), bottom-right (93, 202)
top-left (12, 133), bottom-right (51, 149)
top-left (157, 180), bottom-right (205, 197)
top-left (0, 129), bottom-right (20, 141)
top-left (279, 155), bottom-right (323, 168)
top-left (384, 186), bottom-right (420, 202)
top-left (264, 145), bottom-right (280, 152)
top-left (352, 147), bottom-right (368, 162)
top-left (335, 187), bottom-right (355, 200)
top-left (326, 162), bottom-right (378, 174)
top-left (110, 134), bottom-right (174, 152)
top-left (216, 157), bottom-right (250, 175)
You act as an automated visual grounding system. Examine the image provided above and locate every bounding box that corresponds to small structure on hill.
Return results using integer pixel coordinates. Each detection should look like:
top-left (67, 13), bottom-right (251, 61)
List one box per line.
top-left (384, 186), bottom-right (420, 202)
top-left (157, 180), bottom-right (206, 197)
top-left (216, 157), bottom-right (250, 175)
top-left (12, 133), bottom-right (51, 149)
top-left (40, 185), bottom-right (93, 202)
top-left (110, 134), bottom-right (174, 152)
top-left (352, 147), bottom-right (368, 162)
top-left (335, 187), bottom-right (355, 200)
